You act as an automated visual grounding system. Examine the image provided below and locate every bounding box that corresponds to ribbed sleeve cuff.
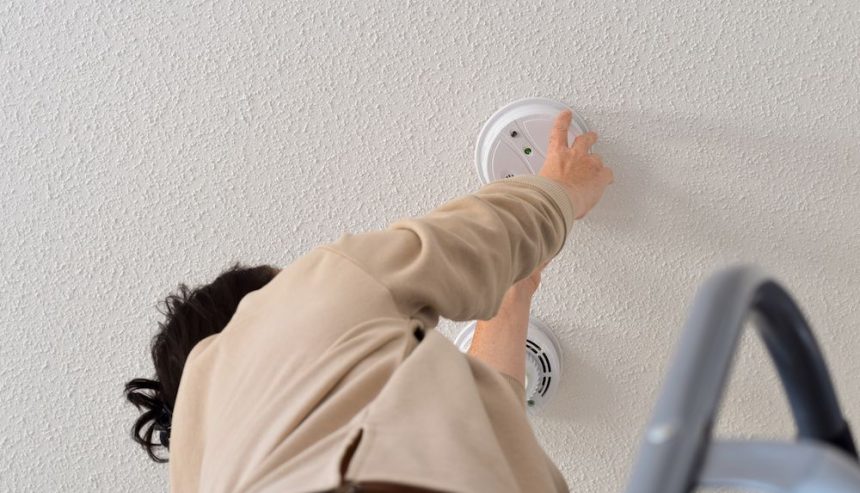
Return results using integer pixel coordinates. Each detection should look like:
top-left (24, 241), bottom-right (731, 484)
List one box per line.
top-left (501, 175), bottom-right (576, 239)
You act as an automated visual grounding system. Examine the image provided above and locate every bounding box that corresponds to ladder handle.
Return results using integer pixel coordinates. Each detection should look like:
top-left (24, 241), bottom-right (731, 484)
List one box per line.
top-left (624, 265), bottom-right (856, 493)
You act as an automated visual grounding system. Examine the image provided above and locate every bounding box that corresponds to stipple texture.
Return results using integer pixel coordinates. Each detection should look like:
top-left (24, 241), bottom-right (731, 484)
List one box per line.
top-left (2, 1), bottom-right (859, 491)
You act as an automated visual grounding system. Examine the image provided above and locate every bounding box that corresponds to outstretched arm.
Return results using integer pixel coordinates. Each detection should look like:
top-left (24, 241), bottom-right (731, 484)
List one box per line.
top-left (468, 262), bottom-right (546, 387)
top-left (323, 111), bottom-right (611, 332)
top-left (321, 177), bottom-right (572, 329)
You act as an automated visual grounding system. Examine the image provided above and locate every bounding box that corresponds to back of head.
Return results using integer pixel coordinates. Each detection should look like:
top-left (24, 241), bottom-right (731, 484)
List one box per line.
top-left (124, 261), bottom-right (279, 462)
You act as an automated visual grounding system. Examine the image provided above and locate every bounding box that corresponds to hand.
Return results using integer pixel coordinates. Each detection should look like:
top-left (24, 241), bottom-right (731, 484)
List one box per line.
top-left (538, 110), bottom-right (614, 219)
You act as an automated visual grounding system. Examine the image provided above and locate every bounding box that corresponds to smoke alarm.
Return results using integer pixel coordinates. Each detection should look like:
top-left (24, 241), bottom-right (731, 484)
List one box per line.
top-left (475, 97), bottom-right (590, 184)
top-left (454, 317), bottom-right (563, 413)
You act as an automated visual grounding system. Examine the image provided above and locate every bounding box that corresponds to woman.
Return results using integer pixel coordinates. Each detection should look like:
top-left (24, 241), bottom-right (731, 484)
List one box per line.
top-left (125, 110), bottom-right (613, 492)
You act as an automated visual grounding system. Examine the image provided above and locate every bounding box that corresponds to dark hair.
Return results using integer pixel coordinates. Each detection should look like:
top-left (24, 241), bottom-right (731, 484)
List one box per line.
top-left (124, 261), bottom-right (279, 463)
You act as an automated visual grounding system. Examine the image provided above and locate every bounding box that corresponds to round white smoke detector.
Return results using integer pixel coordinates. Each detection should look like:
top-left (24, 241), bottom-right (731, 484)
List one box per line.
top-left (475, 97), bottom-right (590, 184)
top-left (454, 317), bottom-right (563, 413)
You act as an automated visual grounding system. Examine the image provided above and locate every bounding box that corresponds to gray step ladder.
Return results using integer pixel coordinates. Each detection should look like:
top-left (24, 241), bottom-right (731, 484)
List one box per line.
top-left (625, 265), bottom-right (860, 492)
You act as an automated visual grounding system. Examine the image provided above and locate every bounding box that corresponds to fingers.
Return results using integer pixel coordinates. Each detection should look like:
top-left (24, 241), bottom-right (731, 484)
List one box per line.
top-left (572, 131), bottom-right (598, 154)
top-left (588, 154), bottom-right (614, 184)
top-left (548, 110), bottom-right (572, 151)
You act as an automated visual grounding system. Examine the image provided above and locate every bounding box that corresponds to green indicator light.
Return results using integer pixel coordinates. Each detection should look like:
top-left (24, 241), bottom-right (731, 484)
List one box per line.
top-left (527, 399), bottom-right (535, 407)
top-left (523, 147), bottom-right (532, 155)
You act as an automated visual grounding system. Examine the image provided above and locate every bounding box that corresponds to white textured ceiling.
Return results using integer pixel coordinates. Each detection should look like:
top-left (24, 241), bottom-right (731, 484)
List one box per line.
top-left (3, 1), bottom-right (860, 491)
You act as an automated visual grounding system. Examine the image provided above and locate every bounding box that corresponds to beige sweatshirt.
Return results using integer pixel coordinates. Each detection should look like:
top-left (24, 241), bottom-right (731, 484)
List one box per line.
top-left (169, 175), bottom-right (576, 492)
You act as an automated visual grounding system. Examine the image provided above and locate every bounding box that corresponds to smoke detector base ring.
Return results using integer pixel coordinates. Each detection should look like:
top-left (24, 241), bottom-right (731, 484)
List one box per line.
top-left (454, 317), bottom-right (563, 413)
top-left (474, 97), bottom-right (590, 184)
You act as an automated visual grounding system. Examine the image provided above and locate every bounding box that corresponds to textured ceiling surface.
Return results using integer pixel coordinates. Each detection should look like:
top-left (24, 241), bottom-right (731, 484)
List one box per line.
top-left (3, 1), bottom-right (860, 491)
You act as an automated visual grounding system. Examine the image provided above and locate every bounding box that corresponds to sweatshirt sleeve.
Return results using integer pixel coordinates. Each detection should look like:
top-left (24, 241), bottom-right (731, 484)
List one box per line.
top-left (320, 175), bottom-right (575, 328)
